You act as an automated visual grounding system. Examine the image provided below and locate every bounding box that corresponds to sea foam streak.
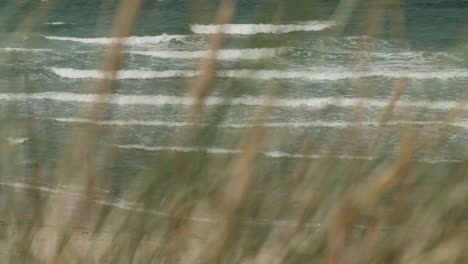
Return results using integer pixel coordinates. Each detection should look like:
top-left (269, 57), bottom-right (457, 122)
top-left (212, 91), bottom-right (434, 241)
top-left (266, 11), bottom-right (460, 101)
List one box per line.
top-left (117, 144), bottom-right (373, 160)
top-left (51, 68), bottom-right (198, 79)
top-left (0, 47), bottom-right (51, 52)
top-left (44, 22), bottom-right (67, 25)
top-left (7, 137), bottom-right (29, 144)
top-left (44, 33), bottom-right (187, 45)
top-left (50, 67), bottom-right (468, 80)
top-left (128, 48), bottom-right (284, 60)
top-left (52, 118), bottom-right (189, 127)
top-left (117, 145), bottom-right (465, 164)
top-left (0, 92), bottom-right (466, 110)
top-left (190, 21), bottom-right (334, 35)
top-left (50, 118), bottom-right (468, 130)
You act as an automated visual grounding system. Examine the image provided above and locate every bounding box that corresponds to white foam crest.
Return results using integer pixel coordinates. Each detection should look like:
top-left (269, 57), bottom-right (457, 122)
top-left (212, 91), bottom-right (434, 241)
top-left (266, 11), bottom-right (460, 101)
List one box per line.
top-left (362, 51), bottom-right (464, 63)
top-left (49, 118), bottom-right (468, 130)
top-left (217, 69), bottom-right (468, 80)
top-left (117, 145), bottom-right (467, 164)
top-left (0, 92), bottom-right (465, 111)
top-left (190, 21), bottom-right (335, 35)
top-left (117, 145), bottom-right (238, 154)
top-left (52, 118), bottom-right (189, 127)
top-left (0, 47), bottom-right (51, 52)
top-left (128, 48), bottom-right (283, 60)
top-left (116, 144), bottom-right (374, 160)
top-left (7, 137), bottom-right (29, 144)
top-left (386, 121), bottom-right (468, 129)
top-left (418, 159), bottom-right (465, 164)
top-left (44, 33), bottom-right (187, 45)
top-left (394, 70), bottom-right (468, 80)
top-left (50, 68), bottom-right (198, 79)
top-left (44, 22), bottom-right (66, 25)
top-left (0, 181), bottom-right (82, 196)
top-left (50, 67), bottom-right (468, 81)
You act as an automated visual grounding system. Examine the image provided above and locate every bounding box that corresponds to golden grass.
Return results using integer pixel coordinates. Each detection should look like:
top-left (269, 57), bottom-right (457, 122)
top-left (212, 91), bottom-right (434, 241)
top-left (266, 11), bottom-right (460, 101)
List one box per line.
top-left (0, 0), bottom-right (467, 263)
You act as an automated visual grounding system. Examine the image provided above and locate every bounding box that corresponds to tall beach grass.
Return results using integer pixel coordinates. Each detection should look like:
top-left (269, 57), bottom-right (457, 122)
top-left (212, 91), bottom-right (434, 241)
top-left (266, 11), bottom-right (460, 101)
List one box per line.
top-left (0, 0), bottom-right (467, 263)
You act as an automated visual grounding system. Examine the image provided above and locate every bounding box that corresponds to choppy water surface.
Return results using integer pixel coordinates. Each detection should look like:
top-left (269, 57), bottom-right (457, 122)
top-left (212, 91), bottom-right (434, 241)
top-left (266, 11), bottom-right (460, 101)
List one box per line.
top-left (1, 0), bottom-right (467, 191)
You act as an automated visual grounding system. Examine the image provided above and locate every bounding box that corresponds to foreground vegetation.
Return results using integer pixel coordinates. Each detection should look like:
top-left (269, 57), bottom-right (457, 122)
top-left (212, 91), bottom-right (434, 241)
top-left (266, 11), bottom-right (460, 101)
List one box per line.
top-left (0, 0), bottom-right (467, 263)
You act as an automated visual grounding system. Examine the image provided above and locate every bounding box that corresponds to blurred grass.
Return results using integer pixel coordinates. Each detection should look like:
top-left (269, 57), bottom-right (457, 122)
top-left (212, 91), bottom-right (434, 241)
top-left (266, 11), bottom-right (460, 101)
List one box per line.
top-left (0, 0), bottom-right (468, 263)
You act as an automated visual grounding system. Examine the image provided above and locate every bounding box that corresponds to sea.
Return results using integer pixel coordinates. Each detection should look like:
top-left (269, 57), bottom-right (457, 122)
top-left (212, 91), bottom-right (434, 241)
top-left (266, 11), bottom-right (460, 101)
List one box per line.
top-left (0, 0), bottom-right (467, 194)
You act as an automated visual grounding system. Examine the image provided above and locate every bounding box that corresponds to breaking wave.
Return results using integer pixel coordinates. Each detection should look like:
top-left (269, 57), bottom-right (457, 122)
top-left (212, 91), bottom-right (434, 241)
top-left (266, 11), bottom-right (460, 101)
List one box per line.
top-left (44, 33), bottom-right (187, 45)
top-left (127, 48), bottom-right (285, 60)
top-left (0, 47), bottom-right (51, 52)
top-left (50, 67), bottom-right (468, 80)
top-left (44, 22), bottom-right (68, 26)
top-left (116, 145), bottom-right (465, 163)
top-left (116, 144), bottom-right (373, 160)
top-left (6, 137), bottom-right (29, 145)
top-left (50, 68), bottom-right (198, 79)
top-left (50, 118), bottom-right (468, 130)
top-left (190, 21), bottom-right (334, 35)
top-left (0, 92), bottom-right (465, 110)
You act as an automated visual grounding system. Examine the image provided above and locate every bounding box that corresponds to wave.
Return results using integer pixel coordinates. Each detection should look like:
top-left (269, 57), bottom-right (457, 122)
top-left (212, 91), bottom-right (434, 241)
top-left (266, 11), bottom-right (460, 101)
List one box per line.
top-left (0, 92), bottom-right (466, 110)
top-left (50, 67), bottom-right (468, 81)
top-left (116, 144), bottom-right (373, 160)
top-left (50, 118), bottom-right (468, 130)
top-left (0, 47), bottom-right (51, 52)
top-left (190, 21), bottom-right (334, 35)
top-left (218, 69), bottom-right (468, 80)
top-left (6, 137), bottom-right (29, 144)
top-left (44, 22), bottom-right (67, 26)
top-left (418, 159), bottom-right (465, 164)
top-left (51, 118), bottom-right (189, 127)
top-left (50, 68), bottom-right (198, 79)
top-left (117, 145), bottom-right (466, 164)
top-left (297, 49), bottom-right (462, 63)
top-left (0, 181), bottom-right (83, 197)
top-left (127, 48), bottom-right (285, 60)
top-left (43, 33), bottom-right (187, 45)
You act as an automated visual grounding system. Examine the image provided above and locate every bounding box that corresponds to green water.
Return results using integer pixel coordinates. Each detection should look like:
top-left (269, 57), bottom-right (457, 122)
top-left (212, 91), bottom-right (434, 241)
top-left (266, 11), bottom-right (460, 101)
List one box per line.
top-left (0, 0), bottom-right (467, 194)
